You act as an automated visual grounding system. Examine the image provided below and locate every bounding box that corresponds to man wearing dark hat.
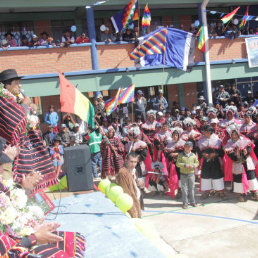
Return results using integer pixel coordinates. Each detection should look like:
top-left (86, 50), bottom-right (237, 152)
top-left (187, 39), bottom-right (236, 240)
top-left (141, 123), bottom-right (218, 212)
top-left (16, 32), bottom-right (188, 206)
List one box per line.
top-left (0, 69), bottom-right (31, 107)
top-left (215, 85), bottom-right (230, 107)
top-left (134, 90), bottom-right (147, 122)
top-left (0, 69), bottom-right (57, 188)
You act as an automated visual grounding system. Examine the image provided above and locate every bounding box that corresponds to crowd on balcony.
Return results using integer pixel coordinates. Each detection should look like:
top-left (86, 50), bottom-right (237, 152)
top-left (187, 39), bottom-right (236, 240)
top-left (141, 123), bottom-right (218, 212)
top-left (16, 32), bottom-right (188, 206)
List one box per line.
top-left (1, 19), bottom-right (257, 50)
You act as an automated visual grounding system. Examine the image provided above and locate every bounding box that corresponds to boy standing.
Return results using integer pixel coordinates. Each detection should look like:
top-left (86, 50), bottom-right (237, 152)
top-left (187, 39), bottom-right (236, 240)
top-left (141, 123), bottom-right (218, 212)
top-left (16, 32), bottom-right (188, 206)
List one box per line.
top-left (176, 141), bottom-right (199, 209)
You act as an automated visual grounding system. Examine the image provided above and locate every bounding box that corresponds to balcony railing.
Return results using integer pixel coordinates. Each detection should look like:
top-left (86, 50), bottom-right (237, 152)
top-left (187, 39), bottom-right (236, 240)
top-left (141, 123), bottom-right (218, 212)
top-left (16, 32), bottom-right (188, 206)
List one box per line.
top-left (0, 35), bottom-right (255, 77)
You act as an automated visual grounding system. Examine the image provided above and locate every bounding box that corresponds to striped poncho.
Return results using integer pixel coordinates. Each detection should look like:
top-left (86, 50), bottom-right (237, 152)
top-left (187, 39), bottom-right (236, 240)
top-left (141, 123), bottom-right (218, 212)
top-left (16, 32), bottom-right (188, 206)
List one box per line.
top-left (0, 96), bottom-right (57, 189)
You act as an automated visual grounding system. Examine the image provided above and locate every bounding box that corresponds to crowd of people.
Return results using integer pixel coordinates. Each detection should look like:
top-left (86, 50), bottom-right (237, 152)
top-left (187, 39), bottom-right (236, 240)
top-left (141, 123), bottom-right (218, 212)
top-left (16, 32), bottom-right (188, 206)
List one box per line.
top-left (31, 85), bottom-right (258, 213)
top-left (1, 19), bottom-right (257, 49)
top-left (1, 68), bottom-right (258, 215)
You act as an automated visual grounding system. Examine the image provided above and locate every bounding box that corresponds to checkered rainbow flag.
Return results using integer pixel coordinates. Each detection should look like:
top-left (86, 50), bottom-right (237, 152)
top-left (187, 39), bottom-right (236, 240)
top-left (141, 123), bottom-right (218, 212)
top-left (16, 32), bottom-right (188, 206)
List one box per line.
top-left (130, 28), bottom-right (167, 60)
top-left (119, 84), bottom-right (135, 104)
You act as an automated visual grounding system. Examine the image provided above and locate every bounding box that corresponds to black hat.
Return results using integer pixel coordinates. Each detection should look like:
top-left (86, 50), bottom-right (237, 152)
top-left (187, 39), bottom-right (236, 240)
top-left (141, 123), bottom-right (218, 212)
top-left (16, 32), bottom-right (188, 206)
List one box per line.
top-left (54, 135), bottom-right (62, 142)
top-left (0, 69), bottom-right (22, 82)
top-left (5, 31), bottom-right (13, 37)
top-left (0, 137), bottom-right (12, 164)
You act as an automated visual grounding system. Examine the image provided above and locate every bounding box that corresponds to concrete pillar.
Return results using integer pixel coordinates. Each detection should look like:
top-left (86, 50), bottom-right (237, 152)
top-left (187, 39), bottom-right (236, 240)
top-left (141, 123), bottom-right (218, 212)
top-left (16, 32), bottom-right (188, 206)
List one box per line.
top-left (178, 84), bottom-right (185, 108)
top-left (86, 7), bottom-right (99, 70)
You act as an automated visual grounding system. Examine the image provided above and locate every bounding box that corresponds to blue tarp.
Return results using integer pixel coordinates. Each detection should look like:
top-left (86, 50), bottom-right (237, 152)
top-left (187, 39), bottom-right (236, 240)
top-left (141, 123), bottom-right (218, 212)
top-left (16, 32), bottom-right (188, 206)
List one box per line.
top-left (47, 192), bottom-right (164, 258)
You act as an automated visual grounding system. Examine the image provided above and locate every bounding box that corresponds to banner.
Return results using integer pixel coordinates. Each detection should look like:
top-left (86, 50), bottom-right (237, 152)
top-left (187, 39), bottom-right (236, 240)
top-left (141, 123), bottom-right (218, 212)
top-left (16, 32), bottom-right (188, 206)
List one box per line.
top-left (245, 37), bottom-right (258, 68)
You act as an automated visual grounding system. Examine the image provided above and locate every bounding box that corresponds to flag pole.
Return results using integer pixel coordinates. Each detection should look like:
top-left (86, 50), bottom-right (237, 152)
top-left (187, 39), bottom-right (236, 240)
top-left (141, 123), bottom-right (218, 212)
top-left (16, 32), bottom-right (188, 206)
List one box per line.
top-left (201, 0), bottom-right (212, 105)
top-left (138, 0), bottom-right (140, 35)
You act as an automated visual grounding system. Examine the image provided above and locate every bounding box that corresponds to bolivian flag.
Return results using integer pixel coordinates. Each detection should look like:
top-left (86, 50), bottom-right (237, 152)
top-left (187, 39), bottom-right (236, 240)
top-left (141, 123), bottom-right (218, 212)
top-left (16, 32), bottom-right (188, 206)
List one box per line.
top-left (197, 26), bottom-right (205, 52)
top-left (221, 6), bottom-right (240, 24)
top-left (59, 72), bottom-right (95, 127)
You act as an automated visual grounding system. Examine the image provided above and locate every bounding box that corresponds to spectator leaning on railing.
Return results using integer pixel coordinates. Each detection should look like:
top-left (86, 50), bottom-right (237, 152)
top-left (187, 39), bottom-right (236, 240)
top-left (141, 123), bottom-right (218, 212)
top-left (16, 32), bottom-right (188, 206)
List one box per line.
top-left (5, 31), bottom-right (17, 47)
top-left (20, 35), bottom-right (29, 46)
top-left (61, 29), bottom-right (75, 47)
top-left (76, 32), bottom-right (90, 43)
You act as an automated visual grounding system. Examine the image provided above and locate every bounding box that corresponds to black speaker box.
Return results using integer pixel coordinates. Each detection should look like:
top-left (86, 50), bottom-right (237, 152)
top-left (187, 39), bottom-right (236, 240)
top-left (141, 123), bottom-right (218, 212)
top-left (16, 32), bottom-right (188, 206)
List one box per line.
top-left (64, 145), bottom-right (94, 192)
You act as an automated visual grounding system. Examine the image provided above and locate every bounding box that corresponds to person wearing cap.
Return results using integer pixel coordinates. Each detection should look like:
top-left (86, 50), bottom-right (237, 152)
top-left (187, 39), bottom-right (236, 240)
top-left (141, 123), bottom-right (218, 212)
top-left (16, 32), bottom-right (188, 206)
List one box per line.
top-left (0, 69), bottom-right (57, 188)
top-left (152, 89), bottom-right (168, 113)
top-left (45, 105), bottom-right (59, 132)
top-left (59, 124), bottom-right (71, 147)
top-left (134, 89), bottom-right (147, 122)
top-left (197, 125), bottom-right (225, 199)
top-left (244, 90), bottom-right (255, 104)
top-left (100, 126), bottom-right (124, 179)
top-left (224, 125), bottom-right (258, 201)
top-left (29, 34), bottom-right (40, 47)
top-left (176, 141), bottom-right (199, 209)
top-left (240, 111), bottom-right (256, 135)
top-left (5, 31), bottom-right (17, 47)
top-left (49, 135), bottom-right (64, 178)
top-left (1, 39), bottom-right (9, 49)
top-left (71, 123), bottom-right (83, 145)
top-left (76, 32), bottom-right (90, 44)
top-left (215, 85), bottom-right (230, 107)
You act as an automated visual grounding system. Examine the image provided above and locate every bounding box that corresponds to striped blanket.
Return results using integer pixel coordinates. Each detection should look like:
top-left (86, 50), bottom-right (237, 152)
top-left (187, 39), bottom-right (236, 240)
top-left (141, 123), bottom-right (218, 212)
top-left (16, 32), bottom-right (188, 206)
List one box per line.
top-left (0, 96), bottom-right (57, 189)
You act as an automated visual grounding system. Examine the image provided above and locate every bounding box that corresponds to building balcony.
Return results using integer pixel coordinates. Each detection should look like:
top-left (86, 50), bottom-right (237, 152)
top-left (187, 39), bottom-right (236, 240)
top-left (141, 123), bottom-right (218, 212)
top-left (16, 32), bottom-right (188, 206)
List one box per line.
top-left (0, 36), bottom-right (254, 77)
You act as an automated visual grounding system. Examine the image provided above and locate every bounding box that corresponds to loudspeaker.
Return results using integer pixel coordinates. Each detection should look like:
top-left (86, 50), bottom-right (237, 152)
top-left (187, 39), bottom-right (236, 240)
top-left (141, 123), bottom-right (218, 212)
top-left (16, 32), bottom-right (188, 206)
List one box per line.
top-left (64, 145), bottom-right (94, 192)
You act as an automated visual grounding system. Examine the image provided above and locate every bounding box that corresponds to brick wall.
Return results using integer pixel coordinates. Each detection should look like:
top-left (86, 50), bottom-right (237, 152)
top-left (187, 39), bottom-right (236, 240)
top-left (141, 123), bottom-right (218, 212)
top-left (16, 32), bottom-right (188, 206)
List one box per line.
top-left (167, 84), bottom-right (179, 109)
top-left (97, 44), bottom-right (135, 69)
top-left (0, 37), bottom-right (248, 76)
top-left (0, 46), bottom-right (92, 76)
top-left (184, 83), bottom-right (197, 108)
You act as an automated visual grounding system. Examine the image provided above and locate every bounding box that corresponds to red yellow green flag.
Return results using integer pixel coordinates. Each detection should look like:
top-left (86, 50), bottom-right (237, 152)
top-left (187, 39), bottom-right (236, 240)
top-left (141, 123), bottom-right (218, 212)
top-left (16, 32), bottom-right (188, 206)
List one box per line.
top-left (197, 26), bottom-right (205, 52)
top-left (221, 6), bottom-right (240, 24)
top-left (59, 72), bottom-right (95, 127)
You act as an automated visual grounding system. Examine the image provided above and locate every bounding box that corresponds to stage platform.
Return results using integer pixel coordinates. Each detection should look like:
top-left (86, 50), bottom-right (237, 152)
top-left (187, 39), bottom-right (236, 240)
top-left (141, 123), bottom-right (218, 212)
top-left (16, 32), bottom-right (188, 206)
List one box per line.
top-left (46, 191), bottom-right (165, 258)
